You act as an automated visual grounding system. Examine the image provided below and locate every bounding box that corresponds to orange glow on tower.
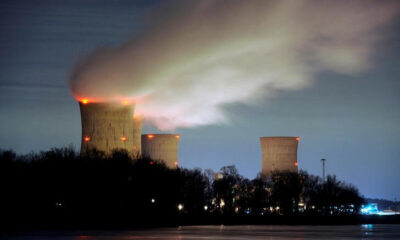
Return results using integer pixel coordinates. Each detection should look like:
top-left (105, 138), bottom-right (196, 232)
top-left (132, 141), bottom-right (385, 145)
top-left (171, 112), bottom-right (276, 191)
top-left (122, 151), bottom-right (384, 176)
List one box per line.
top-left (294, 161), bottom-right (299, 167)
top-left (81, 99), bottom-right (89, 104)
top-left (84, 136), bottom-right (91, 142)
top-left (120, 136), bottom-right (127, 141)
top-left (141, 134), bottom-right (180, 169)
top-left (122, 100), bottom-right (130, 105)
top-left (296, 137), bottom-right (300, 141)
top-left (175, 135), bottom-right (180, 139)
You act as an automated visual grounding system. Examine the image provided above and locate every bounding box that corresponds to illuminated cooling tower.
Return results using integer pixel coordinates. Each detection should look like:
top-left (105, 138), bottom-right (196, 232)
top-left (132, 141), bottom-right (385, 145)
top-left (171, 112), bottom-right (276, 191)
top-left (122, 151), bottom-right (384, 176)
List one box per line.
top-left (79, 101), bottom-right (135, 155)
top-left (141, 134), bottom-right (180, 168)
top-left (260, 137), bottom-right (299, 176)
top-left (132, 116), bottom-right (143, 157)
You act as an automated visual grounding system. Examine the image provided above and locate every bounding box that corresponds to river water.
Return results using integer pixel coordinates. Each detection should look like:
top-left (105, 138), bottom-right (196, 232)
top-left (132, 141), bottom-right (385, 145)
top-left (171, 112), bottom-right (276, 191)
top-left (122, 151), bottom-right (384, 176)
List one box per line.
top-left (6, 225), bottom-right (400, 239)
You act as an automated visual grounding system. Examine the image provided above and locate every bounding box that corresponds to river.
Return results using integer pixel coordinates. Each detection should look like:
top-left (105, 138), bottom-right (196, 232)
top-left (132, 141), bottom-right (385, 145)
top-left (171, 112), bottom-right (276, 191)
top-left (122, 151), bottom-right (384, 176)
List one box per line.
top-left (6, 224), bottom-right (400, 239)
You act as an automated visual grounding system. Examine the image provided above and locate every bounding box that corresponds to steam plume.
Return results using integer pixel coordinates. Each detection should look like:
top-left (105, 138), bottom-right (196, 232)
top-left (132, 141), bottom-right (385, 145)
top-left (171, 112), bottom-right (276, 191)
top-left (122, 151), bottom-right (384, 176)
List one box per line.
top-left (70, 0), bottom-right (399, 130)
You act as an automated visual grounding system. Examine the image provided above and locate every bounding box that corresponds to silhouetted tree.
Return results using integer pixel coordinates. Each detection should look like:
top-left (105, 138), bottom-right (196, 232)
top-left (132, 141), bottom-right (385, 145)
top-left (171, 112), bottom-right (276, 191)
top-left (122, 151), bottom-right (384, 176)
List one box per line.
top-left (270, 171), bottom-right (304, 215)
top-left (213, 165), bottom-right (243, 215)
top-left (248, 176), bottom-right (269, 215)
top-left (0, 147), bottom-right (365, 229)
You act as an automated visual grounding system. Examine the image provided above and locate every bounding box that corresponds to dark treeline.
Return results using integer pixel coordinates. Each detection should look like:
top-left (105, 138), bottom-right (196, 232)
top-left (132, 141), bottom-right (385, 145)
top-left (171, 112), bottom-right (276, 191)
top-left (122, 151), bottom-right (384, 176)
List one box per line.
top-left (0, 147), bottom-right (363, 228)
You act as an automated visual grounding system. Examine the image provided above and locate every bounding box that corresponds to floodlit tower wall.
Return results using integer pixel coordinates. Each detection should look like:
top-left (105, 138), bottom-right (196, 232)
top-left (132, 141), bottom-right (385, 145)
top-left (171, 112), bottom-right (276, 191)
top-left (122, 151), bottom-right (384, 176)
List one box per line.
top-left (132, 116), bottom-right (143, 157)
top-left (79, 102), bottom-right (135, 155)
top-left (260, 136), bottom-right (299, 176)
top-left (141, 134), bottom-right (180, 168)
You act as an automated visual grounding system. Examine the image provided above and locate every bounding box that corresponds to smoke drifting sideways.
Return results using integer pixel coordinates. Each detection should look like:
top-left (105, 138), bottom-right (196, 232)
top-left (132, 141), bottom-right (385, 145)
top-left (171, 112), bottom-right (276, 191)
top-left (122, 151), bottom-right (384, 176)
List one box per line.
top-left (69, 0), bottom-right (399, 130)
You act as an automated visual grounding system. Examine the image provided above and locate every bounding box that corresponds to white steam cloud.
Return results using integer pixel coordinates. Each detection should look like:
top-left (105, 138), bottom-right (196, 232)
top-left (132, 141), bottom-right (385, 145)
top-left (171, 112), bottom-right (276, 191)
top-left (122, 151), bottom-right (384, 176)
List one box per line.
top-left (70, 0), bottom-right (399, 130)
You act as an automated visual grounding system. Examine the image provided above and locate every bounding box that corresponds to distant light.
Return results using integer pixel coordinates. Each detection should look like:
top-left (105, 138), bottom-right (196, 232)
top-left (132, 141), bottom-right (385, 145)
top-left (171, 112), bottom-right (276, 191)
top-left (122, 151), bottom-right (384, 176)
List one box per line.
top-left (174, 161), bottom-right (178, 167)
top-left (151, 198), bottom-right (155, 203)
top-left (204, 205), bottom-right (208, 211)
top-left (150, 161), bottom-right (154, 165)
top-left (84, 136), bottom-right (91, 142)
top-left (122, 100), bottom-right (130, 105)
top-left (294, 161), bottom-right (299, 167)
top-left (178, 203), bottom-right (184, 211)
top-left (147, 134), bottom-right (155, 139)
top-left (296, 137), bottom-right (300, 141)
top-left (220, 200), bottom-right (225, 208)
top-left (82, 99), bottom-right (89, 104)
top-left (175, 135), bottom-right (180, 139)
top-left (120, 136), bottom-right (127, 141)
top-left (133, 146), bottom-right (137, 150)
top-left (361, 203), bottom-right (378, 215)
top-left (377, 211), bottom-right (396, 216)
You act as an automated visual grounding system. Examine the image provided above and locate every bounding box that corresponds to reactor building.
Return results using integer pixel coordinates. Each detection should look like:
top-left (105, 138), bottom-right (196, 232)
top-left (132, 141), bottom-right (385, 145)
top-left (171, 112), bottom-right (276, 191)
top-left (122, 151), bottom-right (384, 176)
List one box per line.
top-left (79, 101), bottom-right (136, 155)
top-left (141, 134), bottom-right (180, 168)
top-left (260, 136), bottom-right (299, 176)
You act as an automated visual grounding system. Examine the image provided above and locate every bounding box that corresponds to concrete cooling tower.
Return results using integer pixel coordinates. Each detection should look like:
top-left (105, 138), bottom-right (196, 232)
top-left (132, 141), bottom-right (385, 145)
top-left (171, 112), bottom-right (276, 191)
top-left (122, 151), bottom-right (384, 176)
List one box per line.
top-left (79, 101), bottom-right (135, 155)
top-left (132, 116), bottom-right (143, 157)
top-left (141, 134), bottom-right (180, 168)
top-left (260, 137), bottom-right (299, 176)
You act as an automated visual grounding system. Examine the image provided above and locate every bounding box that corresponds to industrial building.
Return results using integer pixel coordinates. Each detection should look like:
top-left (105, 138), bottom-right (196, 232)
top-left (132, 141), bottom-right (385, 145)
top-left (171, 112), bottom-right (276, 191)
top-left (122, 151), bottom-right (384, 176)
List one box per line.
top-left (141, 134), bottom-right (180, 168)
top-left (79, 101), bottom-right (135, 155)
top-left (260, 136), bottom-right (299, 176)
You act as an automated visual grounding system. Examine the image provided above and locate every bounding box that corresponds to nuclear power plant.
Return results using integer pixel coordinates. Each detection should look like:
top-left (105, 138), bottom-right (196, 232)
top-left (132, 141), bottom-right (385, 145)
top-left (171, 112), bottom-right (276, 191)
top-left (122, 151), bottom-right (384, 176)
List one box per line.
top-left (141, 134), bottom-right (180, 168)
top-left (78, 100), bottom-right (300, 174)
top-left (78, 100), bottom-right (180, 168)
top-left (79, 101), bottom-right (135, 155)
top-left (260, 136), bottom-right (299, 176)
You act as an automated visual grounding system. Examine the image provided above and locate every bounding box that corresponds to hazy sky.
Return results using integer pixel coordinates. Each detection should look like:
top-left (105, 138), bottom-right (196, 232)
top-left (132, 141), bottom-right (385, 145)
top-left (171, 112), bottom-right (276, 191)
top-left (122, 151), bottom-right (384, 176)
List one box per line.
top-left (1, 0), bottom-right (399, 200)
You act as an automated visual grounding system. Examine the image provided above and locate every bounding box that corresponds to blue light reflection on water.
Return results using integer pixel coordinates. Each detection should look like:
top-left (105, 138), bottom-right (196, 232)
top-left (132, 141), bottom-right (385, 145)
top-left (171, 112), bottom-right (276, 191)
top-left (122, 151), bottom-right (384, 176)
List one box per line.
top-left (6, 225), bottom-right (400, 240)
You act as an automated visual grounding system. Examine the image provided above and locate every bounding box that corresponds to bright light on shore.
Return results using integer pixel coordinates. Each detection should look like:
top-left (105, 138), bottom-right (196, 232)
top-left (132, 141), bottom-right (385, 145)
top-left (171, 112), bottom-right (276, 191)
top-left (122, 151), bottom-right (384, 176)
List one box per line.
top-left (178, 203), bottom-right (184, 211)
top-left (220, 200), bottom-right (225, 208)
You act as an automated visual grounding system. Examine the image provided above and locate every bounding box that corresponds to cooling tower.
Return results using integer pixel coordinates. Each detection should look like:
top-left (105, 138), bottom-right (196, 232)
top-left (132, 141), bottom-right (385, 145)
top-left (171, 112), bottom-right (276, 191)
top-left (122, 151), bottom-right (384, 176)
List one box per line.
top-left (141, 134), bottom-right (180, 168)
top-left (132, 116), bottom-right (143, 157)
top-left (260, 137), bottom-right (299, 176)
top-left (79, 101), bottom-right (135, 155)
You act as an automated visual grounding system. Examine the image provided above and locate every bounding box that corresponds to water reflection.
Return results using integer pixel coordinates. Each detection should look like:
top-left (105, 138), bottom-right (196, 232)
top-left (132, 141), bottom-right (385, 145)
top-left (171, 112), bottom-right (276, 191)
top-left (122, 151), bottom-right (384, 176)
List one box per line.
top-left (7, 225), bottom-right (400, 240)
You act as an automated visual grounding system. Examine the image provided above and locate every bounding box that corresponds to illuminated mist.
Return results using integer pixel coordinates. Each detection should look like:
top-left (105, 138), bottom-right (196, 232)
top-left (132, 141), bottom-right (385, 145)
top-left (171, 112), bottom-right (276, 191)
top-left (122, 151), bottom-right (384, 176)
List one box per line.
top-left (69, 0), bottom-right (399, 130)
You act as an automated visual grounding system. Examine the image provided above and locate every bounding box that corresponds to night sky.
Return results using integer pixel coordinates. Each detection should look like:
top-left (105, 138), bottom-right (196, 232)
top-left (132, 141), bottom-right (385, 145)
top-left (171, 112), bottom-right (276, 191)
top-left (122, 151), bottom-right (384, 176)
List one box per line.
top-left (1, 0), bottom-right (399, 200)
